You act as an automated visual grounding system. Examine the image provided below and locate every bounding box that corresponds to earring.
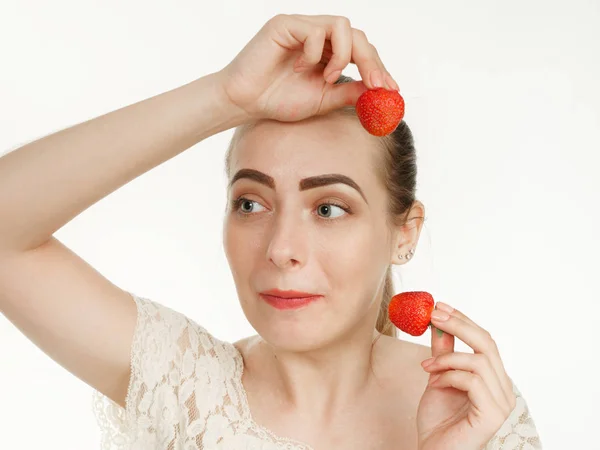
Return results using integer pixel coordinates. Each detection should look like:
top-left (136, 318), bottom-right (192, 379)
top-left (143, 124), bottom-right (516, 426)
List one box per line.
top-left (398, 248), bottom-right (415, 260)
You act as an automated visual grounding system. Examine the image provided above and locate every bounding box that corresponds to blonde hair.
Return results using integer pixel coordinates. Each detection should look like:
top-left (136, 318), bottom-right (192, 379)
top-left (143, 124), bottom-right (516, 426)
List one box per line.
top-left (224, 75), bottom-right (422, 339)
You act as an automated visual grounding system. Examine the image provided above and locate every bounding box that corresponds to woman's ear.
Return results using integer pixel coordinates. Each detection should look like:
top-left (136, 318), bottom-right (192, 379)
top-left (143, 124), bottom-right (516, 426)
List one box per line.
top-left (392, 200), bottom-right (425, 265)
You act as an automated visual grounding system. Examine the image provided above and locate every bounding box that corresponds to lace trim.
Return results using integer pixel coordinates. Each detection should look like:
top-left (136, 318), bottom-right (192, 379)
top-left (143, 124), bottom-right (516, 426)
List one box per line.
top-left (483, 383), bottom-right (542, 449)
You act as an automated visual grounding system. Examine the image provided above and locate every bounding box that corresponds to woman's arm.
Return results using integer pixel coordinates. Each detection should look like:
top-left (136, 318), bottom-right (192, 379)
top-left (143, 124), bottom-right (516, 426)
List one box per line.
top-left (0, 72), bottom-right (247, 406)
top-left (0, 72), bottom-right (245, 254)
top-left (0, 13), bottom-right (392, 409)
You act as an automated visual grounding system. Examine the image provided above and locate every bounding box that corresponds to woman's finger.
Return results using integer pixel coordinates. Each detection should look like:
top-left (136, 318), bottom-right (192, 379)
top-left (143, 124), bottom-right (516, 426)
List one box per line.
top-left (289, 15), bottom-right (357, 84)
top-left (267, 15), bottom-right (325, 69)
top-left (316, 16), bottom-right (353, 83)
top-left (422, 352), bottom-right (512, 415)
top-left (369, 43), bottom-right (399, 91)
top-left (448, 308), bottom-right (514, 399)
top-left (350, 28), bottom-right (390, 90)
top-left (437, 302), bottom-right (482, 330)
top-left (431, 309), bottom-right (456, 358)
top-left (346, 26), bottom-right (397, 90)
top-left (308, 16), bottom-right (389, 89)
top-left (430, 370), bottom-right (504, 419)
top-left (284, 18), bottom-right (328, 71)
top-left (274, 14), bottom-right (396, 90)
top-left (319, 80), bottom-right (368, 114)
top-left (433, 304), bottom-right (515, 402)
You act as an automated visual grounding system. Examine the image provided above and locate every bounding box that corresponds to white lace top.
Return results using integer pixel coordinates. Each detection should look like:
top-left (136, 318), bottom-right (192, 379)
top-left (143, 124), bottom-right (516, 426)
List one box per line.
top-left (92, 294), bottom-right (542, 449)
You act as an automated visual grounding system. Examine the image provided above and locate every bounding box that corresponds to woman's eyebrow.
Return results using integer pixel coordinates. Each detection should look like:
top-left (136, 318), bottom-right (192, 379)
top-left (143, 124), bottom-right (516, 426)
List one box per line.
top-left (229, 168), bottom-right (275, 190)
top-left (300, 174), bottom-right (368, 204)
top-left (229, 168), bottom-right (368, 204)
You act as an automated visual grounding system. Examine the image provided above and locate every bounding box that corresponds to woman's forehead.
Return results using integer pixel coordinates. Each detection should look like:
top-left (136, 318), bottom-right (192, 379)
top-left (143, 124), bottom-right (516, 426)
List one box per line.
top-left (230, 116), bottom-right (380, 179)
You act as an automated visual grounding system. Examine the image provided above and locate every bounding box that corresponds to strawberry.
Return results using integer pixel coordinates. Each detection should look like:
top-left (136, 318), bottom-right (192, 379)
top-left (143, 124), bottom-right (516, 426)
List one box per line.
top-left (388, 291), bottom-right (435, 336)
top-left (356, 88), bottom-right (405, 137)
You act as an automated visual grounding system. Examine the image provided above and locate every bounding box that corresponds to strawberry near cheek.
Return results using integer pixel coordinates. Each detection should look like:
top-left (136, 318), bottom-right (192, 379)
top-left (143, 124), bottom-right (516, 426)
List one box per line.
top-left (388, 291), bottom-right (434, 337)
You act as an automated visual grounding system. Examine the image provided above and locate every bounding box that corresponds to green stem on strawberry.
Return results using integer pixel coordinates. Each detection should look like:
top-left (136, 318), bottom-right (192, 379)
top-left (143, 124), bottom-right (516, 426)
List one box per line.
top-left (430, 323), bottom-right (444, 337)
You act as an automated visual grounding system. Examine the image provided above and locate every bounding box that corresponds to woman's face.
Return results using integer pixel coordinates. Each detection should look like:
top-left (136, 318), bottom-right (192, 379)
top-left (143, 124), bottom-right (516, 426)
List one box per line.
top-left (223, 114), bottom-right (396, 351)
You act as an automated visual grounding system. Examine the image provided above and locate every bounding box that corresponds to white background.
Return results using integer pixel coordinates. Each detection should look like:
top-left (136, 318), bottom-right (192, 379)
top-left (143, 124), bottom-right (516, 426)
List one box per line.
top-left (1, 1), bottom-right (598, 448)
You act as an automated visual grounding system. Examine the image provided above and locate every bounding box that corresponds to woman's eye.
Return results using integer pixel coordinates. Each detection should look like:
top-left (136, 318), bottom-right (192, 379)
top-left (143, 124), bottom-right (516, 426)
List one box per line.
top-left (317, 203), bottom-right (347, 219)
top-left (236, 198), bottom-right (266, 214)
top-left (234, 197), bottom-right (348, 219)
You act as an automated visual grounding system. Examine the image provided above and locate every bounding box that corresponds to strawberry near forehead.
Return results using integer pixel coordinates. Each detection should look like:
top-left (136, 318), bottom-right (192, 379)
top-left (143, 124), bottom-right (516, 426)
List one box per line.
top-left (356, 88), bottom-right (405, 137)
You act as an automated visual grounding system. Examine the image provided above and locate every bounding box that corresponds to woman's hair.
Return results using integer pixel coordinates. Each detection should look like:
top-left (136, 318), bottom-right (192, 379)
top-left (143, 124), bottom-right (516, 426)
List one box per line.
top-left (224, 74), bottom-right (421, 340)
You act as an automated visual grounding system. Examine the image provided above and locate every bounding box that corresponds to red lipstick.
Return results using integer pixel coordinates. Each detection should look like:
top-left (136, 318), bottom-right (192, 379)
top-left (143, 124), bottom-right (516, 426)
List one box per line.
top-left (259, 289), bottom-right (323, 310)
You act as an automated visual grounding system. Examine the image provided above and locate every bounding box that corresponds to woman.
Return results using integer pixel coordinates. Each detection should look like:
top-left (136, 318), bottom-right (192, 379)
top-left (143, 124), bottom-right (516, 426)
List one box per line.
top-left (0, 14), bottom-right (540, 450)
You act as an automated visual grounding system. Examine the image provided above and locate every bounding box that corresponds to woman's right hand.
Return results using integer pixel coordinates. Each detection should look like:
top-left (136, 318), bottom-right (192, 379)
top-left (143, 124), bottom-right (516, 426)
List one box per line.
top-left (217, 14), bottom-right (399, 123)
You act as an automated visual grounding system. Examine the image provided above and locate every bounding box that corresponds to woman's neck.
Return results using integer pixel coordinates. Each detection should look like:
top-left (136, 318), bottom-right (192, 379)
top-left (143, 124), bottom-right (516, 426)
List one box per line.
top-left (256, 320), bottom-right (384, 421)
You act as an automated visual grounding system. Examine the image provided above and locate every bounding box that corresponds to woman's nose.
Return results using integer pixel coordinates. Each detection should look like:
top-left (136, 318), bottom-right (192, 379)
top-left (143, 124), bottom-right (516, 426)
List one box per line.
top-left (265, 212), bottom-right (306, 270)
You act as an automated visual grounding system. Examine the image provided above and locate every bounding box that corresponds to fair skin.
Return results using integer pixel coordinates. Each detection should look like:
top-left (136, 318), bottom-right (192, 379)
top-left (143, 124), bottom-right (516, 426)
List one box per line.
top-left (0, 13), bottom-right (515, 450)
top-left (224, 114), bottom-right (428, 447)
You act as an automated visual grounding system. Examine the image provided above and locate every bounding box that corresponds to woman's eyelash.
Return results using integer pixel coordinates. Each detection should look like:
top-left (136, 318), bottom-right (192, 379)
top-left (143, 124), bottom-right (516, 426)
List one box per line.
top-left (230, 197), bottom-right (261, 215)
top-left (230, 197), bottom-right (244, 210)
top-left (317, 201), bottom-right (351, 214)
top-left (231, 197), bottom-right (260, 213)
top-left (231, 197), bottom-right (351, 216)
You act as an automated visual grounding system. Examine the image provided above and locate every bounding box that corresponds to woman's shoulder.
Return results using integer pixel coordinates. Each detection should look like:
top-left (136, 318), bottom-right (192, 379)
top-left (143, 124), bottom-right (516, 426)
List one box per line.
top-left (129, 293), bottom-right (242, 376)
top-left (93, 294), bottom-right (249, 449)
top-left (375, 335), bottom-right (432, 406)
top-left (375, 335), bottom-right (431, 377)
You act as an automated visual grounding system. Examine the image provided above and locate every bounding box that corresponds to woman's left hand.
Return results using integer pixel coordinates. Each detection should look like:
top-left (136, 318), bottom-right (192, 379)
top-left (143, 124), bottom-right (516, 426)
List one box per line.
top-left (416, 303), bottom-right (517, 450)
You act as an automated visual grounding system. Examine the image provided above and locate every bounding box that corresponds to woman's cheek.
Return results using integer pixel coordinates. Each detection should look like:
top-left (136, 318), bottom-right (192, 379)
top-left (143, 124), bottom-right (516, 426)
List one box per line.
top-left (322, 226), bottom-right (378, 276)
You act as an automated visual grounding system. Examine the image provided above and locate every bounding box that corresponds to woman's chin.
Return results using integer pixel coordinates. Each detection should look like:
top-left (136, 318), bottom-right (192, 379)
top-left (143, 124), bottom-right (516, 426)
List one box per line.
top-left (241, 297), bottom-right (359, 352)
top-left (250, 318), bottom-right (334, 352)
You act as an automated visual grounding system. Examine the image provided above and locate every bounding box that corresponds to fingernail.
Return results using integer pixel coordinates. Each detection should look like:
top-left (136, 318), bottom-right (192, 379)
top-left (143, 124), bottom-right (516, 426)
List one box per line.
top-left (431, 310), bottom-right (450, 321)
top-left (385, 73), bottom-right (399, 91)
top-left (370, 69), bottom-right (383, 88)
top-left (421, 357), bottom-right (435, 367)
top-left (436, 302), bottom-right (454, 314)
top-left (326, 69), bottom-right (342, 84)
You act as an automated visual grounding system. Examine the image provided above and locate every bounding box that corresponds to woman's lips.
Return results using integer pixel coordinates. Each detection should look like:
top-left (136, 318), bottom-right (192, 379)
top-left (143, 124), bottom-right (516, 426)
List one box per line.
top-left (259, 294), bottom-right (323, 310)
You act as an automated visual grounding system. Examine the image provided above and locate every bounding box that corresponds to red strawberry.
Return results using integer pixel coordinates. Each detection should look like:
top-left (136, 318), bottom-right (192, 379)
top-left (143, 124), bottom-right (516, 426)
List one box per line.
top-left (388, 291), bottom-right (434, 336)
top-left (356, 88), bottom-right (405, 137)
